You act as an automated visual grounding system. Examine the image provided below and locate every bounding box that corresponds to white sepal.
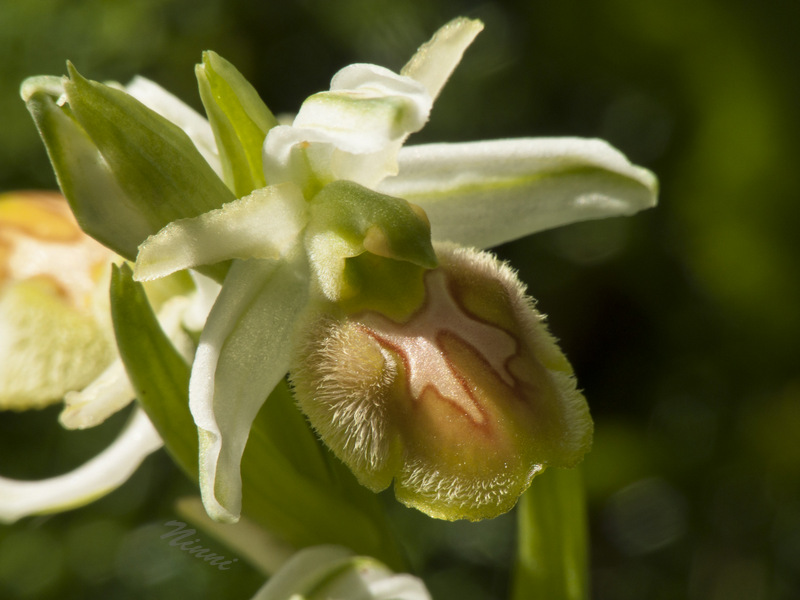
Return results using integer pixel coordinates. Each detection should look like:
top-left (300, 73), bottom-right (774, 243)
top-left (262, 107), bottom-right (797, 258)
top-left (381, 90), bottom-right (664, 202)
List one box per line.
top-left (379, 137), bottom-right (658, 248)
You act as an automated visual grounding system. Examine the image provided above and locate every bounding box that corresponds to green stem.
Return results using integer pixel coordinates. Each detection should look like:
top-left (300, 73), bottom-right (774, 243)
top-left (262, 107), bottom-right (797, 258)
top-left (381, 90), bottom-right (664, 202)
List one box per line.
top-left (511, 467), bottom-right (589, 600)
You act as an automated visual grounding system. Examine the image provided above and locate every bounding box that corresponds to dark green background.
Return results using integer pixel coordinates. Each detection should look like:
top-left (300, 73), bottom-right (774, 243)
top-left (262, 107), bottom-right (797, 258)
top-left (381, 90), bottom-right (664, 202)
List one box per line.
top-left (1, 0), bottom-right (798, 598)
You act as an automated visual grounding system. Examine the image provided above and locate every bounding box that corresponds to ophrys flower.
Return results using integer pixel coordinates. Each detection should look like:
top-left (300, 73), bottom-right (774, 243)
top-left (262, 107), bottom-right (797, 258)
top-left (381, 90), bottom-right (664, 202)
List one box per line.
top-left (20, 17), bottom-right (657, 525)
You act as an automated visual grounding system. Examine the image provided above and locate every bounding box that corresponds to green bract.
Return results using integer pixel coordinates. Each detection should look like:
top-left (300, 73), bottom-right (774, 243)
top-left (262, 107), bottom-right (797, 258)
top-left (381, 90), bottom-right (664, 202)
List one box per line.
top-left (13, 17), bottom-right (658, 529)
top-left (196, 51), bottom-right (278, 197)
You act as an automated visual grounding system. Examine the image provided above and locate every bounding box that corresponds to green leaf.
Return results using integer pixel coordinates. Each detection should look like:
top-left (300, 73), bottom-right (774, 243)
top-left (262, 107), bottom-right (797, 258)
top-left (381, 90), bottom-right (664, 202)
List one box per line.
top-left (110, 263), bottom-right (199, 478)
top-left (196, 51), bottom-right (278, 197)
top-left (23, 87), bottom-right (152, 261)
top-left (64, 63), bottom-right (235, 236)
top-left (242, 382), bottom-right (406, 569)
top-left (512, 467), bottom-right (589, 600)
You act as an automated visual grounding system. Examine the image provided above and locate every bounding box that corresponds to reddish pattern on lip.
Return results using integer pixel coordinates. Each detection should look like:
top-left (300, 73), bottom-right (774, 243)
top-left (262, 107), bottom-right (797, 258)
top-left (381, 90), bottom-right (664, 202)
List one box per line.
top-left (292, 244), bottom-right (592, 521)
top-left (358, 269), bottom-right (517, 426)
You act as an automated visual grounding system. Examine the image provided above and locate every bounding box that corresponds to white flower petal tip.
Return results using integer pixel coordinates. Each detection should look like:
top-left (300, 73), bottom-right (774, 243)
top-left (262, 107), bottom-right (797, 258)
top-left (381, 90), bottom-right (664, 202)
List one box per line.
top-left (133, 182), bottom-right (308, 281)
top-left (292, 244), bottom-right (592, 521)
top-left (380, 137), bottom-right (658, 249)
top-left (304, 64), bottom-right (432, 148)
top-left (401, 17), bottom-right (484, 100)
top-left (263, 69), bottom-right (432, 190)
top-left (250, 545), bottom-right (431, 600)
top-left (0, 408), bottom-right (162, 524)
top-left (59, 359), bottom-right (134, 429)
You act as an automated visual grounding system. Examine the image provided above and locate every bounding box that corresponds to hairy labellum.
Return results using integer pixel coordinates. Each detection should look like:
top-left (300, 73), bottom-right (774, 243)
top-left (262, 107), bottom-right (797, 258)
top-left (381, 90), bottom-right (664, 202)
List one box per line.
top-left (292, 244), bottom-right (592, 521)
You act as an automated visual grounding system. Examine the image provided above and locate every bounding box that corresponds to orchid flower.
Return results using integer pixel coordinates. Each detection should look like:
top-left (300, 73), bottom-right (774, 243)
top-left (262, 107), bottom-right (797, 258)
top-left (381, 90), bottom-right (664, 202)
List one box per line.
top-left (0, 67), bottom-right (221, 523)
top-left (20, 17), bottom-right (656, 528)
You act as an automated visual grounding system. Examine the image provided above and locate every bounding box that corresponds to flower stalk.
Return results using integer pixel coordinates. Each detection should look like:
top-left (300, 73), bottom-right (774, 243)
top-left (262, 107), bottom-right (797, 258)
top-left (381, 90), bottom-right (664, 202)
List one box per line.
top-left (512, 467), bottom-right (590, 600)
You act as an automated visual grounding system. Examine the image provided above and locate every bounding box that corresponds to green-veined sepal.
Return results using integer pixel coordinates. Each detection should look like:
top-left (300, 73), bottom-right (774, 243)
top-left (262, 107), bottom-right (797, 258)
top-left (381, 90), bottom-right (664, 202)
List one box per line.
top-left (380, 138), bottom-right (658, 249)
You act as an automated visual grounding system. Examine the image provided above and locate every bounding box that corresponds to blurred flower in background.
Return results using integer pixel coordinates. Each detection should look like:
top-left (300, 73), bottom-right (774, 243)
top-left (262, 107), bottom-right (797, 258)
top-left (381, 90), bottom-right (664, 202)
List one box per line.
top-left (0, 190), bottom-right (162, 523)
top-left (0, 191), bottom-right (115, 411)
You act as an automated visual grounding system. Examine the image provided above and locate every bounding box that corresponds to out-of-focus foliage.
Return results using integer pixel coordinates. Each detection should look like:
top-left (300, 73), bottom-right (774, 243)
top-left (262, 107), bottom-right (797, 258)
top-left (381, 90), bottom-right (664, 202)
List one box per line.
top-left (1, 0), bottom-right (798, 599)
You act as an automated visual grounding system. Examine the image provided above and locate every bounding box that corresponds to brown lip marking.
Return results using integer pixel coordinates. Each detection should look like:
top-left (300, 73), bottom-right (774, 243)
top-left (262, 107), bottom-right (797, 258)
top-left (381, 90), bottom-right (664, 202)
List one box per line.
top-left (359, 323), bottom-right (490, 427)
top-left (355, 270), bottom-right (521, 428)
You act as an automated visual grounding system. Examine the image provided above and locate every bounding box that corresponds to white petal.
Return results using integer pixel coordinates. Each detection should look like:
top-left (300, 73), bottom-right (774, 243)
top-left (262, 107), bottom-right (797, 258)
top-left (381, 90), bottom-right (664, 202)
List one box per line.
top-left (379, 138), bottom-right (658, 248)
top-left (263, 125), bottom-right (404, 190)
top-left (308, 64), bottom-right (431, 150)
top-left (400, 17), bottom-right (484, 101)
top-left (182, 271), bottom-right (222, 332)
top-left (125, 76), bottom-right (222, 176)
top-left (318, 64), bottom-right (433, 148)
top-left (59, 359), bottom-right (134, 429)
top-left (189, 252), bottom-right (310, 523)
top-left (263, 66), bottom-right (430, 190)
top-left (0, 408), bottom-right (162, 523)
top-left (367, 574), bottom-right (432, 600)
top-left (134, 182), bottom-right (308, 281)
top-left (59, 291), bottom-right (202, 429)
top-left (249, 545), bottom-right (431, 600)
top-left (250, 546), bottom-right (354, 600)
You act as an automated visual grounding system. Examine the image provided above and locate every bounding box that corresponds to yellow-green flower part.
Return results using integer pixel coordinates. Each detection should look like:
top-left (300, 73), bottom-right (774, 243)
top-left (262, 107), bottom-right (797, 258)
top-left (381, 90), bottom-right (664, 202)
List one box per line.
top-left (0, 191), bottom-right (115, 410)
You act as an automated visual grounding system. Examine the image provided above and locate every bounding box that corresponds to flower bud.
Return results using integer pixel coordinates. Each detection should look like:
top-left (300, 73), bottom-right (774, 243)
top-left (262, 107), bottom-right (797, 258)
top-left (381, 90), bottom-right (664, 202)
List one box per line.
top-left (291, 243), bottom-right (592, 521)
top-left (252, 545), bottom-right (431, 600)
